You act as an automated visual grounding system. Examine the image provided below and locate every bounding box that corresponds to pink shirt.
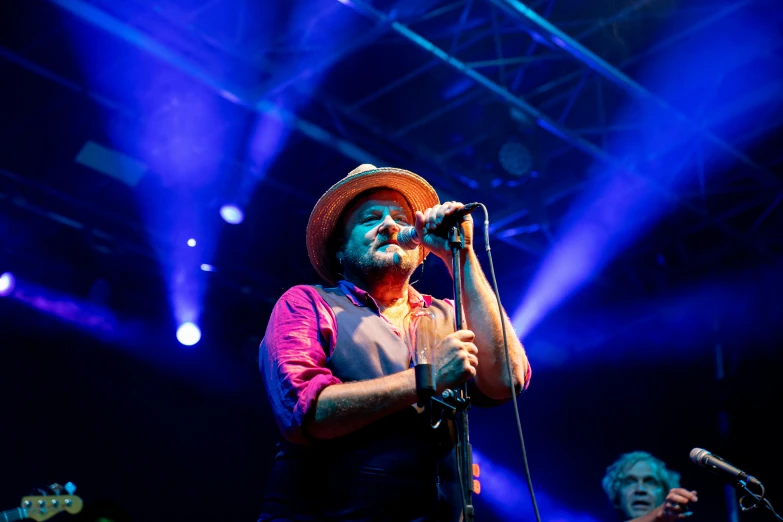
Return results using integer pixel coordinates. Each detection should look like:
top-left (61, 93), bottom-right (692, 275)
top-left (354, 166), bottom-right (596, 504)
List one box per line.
top-left (259, 280), bottom-right (530, 445)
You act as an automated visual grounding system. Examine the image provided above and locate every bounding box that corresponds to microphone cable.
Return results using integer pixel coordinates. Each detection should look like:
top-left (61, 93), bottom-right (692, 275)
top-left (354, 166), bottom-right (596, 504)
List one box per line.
top-left (476, 203), bottom-right (542, 522)
top-left (739, 479), bottom-right (782, 520)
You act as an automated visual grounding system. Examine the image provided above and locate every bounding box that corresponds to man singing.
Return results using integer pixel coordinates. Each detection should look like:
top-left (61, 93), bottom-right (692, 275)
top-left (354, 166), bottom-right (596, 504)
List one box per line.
top-left (257, 164), bottom-right (530, 521)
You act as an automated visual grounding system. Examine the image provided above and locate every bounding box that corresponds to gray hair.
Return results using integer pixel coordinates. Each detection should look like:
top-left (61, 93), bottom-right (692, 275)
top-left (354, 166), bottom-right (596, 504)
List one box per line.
top-left (602, 451), bottom-right (681, 507)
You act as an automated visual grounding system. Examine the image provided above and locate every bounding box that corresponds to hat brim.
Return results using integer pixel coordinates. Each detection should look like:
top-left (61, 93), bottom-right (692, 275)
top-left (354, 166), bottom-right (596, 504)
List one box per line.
top-left (306, 167), bottom-right (440, 285)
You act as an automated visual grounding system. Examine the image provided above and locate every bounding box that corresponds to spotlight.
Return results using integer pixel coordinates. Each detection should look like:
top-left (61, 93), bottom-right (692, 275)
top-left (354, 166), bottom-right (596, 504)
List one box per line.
top-left (176, 322), bottom-right (201, 346)
top-left (200, 264), bottom-right (215, 272)
top-left (499, 140), bottom-right (533, 177)
top-left (0, 272), bottom-right (15, 296)
top-left (187, 238), bottom-right (197, 247)
top-left (220, 204), bottom-right (244, 225)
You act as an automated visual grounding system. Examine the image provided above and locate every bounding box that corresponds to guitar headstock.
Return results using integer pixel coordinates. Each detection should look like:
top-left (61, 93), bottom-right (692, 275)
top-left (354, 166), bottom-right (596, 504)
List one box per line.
top-left (21, 482), bottom-right (83, 522)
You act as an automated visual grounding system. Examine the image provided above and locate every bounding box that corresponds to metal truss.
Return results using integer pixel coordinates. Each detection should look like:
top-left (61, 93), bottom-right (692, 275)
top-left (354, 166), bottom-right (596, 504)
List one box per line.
top-left (334, 0), bottom-right (783, 263)
top-left (22, 0), bottom-right (783, 270)
top-left (38, 0), bottom-right (396, 163)
top-left (489, 0), bottom-right (777, 186)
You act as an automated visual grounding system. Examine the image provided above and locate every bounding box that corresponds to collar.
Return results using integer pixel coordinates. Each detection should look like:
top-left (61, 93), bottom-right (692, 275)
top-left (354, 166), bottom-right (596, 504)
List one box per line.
top-left (337, 279), bottom-right (433, 310)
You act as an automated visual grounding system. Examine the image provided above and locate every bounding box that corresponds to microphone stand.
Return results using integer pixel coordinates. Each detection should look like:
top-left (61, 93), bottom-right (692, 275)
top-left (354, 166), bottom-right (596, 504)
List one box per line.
top-left (448, 223), bottom-right (474, 522)
top-left (414, 222), bottom-right (475, 520)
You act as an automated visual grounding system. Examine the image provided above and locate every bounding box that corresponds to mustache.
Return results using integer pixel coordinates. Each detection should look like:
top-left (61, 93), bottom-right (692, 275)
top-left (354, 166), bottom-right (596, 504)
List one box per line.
top-left (376, 234), bottom-right (399, 246)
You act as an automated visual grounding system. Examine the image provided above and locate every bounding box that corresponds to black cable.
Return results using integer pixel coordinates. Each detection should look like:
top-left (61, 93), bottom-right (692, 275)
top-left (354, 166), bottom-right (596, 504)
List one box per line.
top-left (477, 203), bottom-right (543, 522)
top-left (739, 481), bottom-right (783, 521)
top-left (739, 480), bottom-right (766, 512)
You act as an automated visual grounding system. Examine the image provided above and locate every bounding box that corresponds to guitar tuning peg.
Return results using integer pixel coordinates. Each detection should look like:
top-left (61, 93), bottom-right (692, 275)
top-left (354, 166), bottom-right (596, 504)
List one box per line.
top-left (50, 483), bottom-right (63, 495)
top-left (64, 482), bottom-right (76, 495)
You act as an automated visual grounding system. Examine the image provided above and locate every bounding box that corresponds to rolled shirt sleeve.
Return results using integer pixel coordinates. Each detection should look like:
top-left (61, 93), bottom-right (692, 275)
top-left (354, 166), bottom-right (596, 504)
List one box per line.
top-left (259, 286), bottom-right (342, 445)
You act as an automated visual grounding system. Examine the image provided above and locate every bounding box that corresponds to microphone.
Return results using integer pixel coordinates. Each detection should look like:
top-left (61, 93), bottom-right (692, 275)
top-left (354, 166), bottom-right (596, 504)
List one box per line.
top-left (690, 448), bottom-right (760, 486)
top-left (397, 202), bottom-right (481, 250)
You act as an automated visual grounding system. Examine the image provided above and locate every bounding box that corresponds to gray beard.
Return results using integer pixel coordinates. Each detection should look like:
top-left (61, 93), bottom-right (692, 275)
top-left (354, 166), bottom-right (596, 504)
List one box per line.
top-left (344, 250), bottom-right (418, 285)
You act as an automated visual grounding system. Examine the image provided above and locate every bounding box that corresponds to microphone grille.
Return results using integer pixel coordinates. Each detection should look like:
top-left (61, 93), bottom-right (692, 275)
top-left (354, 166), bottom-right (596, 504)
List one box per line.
top-left (690, 448), bottom-right (707, 464)
top-left (397, 227), bottom-right (420, 250)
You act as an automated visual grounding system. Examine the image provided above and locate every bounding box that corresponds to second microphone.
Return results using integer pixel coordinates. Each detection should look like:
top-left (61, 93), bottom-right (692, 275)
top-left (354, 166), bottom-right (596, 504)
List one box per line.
top-left (396, 202), bottom-right (481, 250)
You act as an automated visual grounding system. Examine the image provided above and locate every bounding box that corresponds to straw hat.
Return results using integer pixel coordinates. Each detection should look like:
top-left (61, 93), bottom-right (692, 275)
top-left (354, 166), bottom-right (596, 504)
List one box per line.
top-left (306, 164), bottom-right (440, 284)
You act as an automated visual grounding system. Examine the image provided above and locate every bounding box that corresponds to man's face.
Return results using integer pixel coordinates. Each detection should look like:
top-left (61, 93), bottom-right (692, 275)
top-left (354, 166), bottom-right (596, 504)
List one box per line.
top-left (338, 189), bottom-right (420, 281)
top-left (617, 460), bottom-right (666, 519)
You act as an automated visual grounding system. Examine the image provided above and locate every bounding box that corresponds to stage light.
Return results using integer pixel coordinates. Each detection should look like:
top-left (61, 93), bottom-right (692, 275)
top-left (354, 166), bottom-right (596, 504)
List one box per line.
top-left (0, 272), bottom-right (15, 296)
top-left (187, 238), bottom-right (197, 247)
top-left (200, 264), bottom-right (215, 272)
top-left (220, 204), bottom-right (244, 225)
top-left (499, 140), bottom-right (533, 176)
top-left (176, 322), bottom-right (201, 346)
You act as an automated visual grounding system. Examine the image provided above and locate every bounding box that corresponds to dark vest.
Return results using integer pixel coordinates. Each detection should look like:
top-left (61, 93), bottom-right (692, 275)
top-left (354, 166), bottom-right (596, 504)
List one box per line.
top-left (318, 285), bottom-right (456, 384)
top-left (259, 286), bottom-right (462, 522)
